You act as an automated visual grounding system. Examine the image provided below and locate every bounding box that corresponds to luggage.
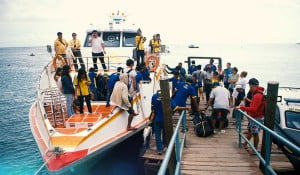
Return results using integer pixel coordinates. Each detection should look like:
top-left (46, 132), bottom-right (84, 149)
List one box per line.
top-left (193, 112), bottom-right (213, 137)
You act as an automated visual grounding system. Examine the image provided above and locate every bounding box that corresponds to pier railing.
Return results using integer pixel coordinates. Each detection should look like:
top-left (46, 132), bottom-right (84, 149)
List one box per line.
top-left (157, 110), bottom-right (187, 175)
top-left (235, 109), bottom-right (300, 175)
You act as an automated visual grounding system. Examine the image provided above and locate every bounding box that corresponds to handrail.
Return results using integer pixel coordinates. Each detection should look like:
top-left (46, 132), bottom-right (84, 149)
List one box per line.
top-left (157, 110), bottom-right (187, 175)
top-left (235, 109), bottom-right (300, 175)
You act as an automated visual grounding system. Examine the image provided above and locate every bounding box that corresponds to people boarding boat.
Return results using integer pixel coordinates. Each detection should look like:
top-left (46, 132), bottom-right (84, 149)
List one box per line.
top-left (29, 12), bottom-right (164, 174)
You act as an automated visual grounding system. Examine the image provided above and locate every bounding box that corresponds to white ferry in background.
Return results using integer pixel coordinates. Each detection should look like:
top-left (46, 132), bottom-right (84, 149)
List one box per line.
top-left (29, 12), bottom-right (166, 174)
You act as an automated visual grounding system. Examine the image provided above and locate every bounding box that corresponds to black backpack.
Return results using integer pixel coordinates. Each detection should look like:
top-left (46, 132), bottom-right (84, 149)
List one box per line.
top-left (193, 112), bottom-right (213, 137)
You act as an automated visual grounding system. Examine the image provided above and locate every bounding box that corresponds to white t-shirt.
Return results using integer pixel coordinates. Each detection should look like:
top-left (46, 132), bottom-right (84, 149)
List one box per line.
top-left (91, 37), bottom-right (104, 53)
top-left (210, 86), bottom-right (230, 109)
top-left (236, 77), bottom-right (247, 90)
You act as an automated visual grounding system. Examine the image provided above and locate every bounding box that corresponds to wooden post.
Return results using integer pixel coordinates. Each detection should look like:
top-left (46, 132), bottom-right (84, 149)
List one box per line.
top-left (259, 81), bottom-right (279, 171)
top-left (160, 79), bottom-right (175, 175)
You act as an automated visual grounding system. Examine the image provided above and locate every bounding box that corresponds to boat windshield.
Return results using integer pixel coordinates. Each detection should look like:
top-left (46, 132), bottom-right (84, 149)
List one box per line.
top-left (285, 111), bottom-right (300, 130)
top-left (103, 32), bottom-right (120, 47)
top-left (123, 32), bottom-right (136, 47)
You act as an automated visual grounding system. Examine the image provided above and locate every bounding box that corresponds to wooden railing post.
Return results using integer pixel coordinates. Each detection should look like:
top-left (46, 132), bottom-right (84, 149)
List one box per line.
top-left (259, 81), bottom-right (279, 172)
top-left (160, 79), bottom-right (175, 175)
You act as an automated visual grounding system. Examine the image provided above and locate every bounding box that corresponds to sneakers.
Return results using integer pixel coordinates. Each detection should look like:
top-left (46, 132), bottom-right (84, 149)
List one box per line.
top-left (220, 130), bottom-right (226, 134)
top-left (213, 130), bottom-right (217, 134)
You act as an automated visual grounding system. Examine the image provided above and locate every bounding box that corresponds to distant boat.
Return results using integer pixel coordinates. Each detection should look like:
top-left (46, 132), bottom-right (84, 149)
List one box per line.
top-left (296, 43), bottom-right (300, 45)
top-left (188, 44), bottom-right (199, 48)
top-left (29, 53), bottom-right (35, 56)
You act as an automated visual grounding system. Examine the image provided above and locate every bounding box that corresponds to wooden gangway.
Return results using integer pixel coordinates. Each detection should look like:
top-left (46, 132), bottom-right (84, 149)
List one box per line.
top-left (143, 105), bottom-right (296, 175)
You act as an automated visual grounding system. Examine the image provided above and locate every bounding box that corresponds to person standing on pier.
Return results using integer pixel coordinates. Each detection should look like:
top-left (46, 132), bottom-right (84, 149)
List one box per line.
top-left (54, 32), bottom-right (68, 62)
top-left (188, 60), bottom-right (197, 75)
top-left (151, 91), bottom-right (190, 155)
top-left (135, 28), bottom-right (145, 66)
top-left (69, 33), bottom-right (84, 71)
top-left (236, 78), bottom-right (265, 155)
top-left (89, 30), bottom-right (107, 72)
top-left (204, 58), bottom-right (217, 72)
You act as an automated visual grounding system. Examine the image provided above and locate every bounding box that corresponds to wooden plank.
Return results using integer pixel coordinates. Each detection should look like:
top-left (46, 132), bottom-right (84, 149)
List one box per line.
top-left (182, 170), bottom-right (262, 175)
top-left (181, 161), bottom-right (257, 167)
top-left (181, 165), bottom-right (261, 172)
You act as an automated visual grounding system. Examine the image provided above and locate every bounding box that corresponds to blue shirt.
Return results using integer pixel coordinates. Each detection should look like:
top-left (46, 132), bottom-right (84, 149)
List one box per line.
top-left (188, 65), bottom-right (197, 74)
top-left (88, 72), bottom-right (97, 90)
top-left (107, 72), bottom-right (120, 90)
top-left (168, 77), bottom-right (183, 91)
top-left (168, 67), bottom-right (186, 77)
top-left (224, 68), bottom-right (232, 82)
top-left (151, 93), bottom-right (177, 122)
top-left (173, 82), bottom-right (197, 106)
top-left (204, 64), bottom-right (217, 72)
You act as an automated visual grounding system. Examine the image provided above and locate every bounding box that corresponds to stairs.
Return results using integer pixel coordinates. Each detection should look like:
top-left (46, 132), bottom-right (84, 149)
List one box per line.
top-left (42, 88), bottom-right (68, 127)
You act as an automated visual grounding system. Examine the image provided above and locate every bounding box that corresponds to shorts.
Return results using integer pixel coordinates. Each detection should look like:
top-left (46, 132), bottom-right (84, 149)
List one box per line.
top-left (247, 118), bottom-right (264, 134)
top-left (211, 108), bottom-right (229, 121)
top-left (127, 108), bottom-right (135, 115)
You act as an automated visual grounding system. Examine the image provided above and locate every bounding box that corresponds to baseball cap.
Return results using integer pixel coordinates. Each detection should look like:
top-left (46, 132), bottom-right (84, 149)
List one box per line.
top-left (248, 78), bottom-right (259, 85)
top-left (235, 84), bottom-right (242, 89)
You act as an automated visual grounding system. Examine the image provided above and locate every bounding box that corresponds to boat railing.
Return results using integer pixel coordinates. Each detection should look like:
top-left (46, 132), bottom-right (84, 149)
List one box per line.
top-left (235, 109), bottom-right (300, 175)
top-left (157, 110), bottom-right (187, 175)
top-left (72, 55), bottom-right (131, 71)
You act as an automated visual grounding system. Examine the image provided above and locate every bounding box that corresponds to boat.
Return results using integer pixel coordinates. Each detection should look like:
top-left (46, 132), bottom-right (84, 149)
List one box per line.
top-left (273, 87), bottom-right (300, 171)
top-left (29, 12), bottom-right (164, 174)
top-left (188, 44), bottom-right (199, 48)
top-left (30, 53), bottom-right (35, 56)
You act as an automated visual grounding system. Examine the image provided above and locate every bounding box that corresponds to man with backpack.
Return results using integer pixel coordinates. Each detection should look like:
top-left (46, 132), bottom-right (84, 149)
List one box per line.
top-left (236, 78), bottom-right (265, 154)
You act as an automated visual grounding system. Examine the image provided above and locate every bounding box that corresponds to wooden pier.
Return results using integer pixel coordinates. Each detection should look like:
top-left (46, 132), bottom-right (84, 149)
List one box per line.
top-left (142, 104), bottom-right (296, 175)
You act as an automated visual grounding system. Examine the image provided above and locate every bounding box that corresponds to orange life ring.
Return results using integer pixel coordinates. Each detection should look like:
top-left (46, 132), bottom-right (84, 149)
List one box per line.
top-left (145, 54), bottom-right (159, 72)
top-left (52, 55), bottom-right (66, 69)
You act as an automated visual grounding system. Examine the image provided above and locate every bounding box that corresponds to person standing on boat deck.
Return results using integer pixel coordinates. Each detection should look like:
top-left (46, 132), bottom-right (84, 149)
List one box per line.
top-left (236, 78), bottom-right (265, 155)
top-left (124, 59), bottom-right (137, 98)
top-left (74, 68), bottom-right (92, 114)
top-left (188, 60), bottom-right (197, 75)
top-left (135, 28), bottom-right (145, 66)
top-left (223, 62), bottom-right (232, 89)
top-left (89, 30), bottom-right (107, 72)
top-left (61, 65), bottom-right (75, 117)
top-left (106, 67), bottom-right (123, 107)
top-left (110, 73), bottom-right (138, 131)
top-left (69, 33), bottom-right (84, 71)
top-left (54, 32), bottom-right (68, 62)
top-left (153, 34), bottom-right (161, 57)
top-left (149, 34), bottom-right (156, 53)
top-left (54, 67), bottom-right (63, 94)
top-left (151, 90), bottom-right (191, 155)
top-left (88, 68), bottom-right (98, 101)
top-left (204, 58), bottom-right (217, 72)
top-left (202, 82), bottom-right (230, 134)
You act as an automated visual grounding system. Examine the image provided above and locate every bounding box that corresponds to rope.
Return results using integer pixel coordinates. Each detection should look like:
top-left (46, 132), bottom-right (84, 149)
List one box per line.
top-left (34, 152), bottom-right (55, 175)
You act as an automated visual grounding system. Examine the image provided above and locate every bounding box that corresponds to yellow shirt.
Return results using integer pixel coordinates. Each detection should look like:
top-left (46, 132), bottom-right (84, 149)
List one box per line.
top-left (74, 76), bottom-right (91, 96)
top-left (54, 39), bottom-right (68, 54)
top-left (135, 36), bottom-right (144, 50)
top-left (153, 40), bottom-right (161, 53)
top-left (69, 39), bottom-right (81, 50)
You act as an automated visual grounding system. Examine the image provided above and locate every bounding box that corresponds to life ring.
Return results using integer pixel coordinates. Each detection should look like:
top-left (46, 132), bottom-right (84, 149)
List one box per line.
top-left (145, 54), bottom-right (159, 72)
top-left (52, 55), bottom-right (66, 69)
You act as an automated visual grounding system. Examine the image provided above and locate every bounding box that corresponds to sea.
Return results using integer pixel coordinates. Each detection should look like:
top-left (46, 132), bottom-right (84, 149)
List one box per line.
top-left (0, 43), bottom-right (299, 175)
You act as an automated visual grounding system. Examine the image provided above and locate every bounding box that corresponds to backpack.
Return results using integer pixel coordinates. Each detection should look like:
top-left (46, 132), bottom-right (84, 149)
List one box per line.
top-left (193, 112), bottom-right (213, 137)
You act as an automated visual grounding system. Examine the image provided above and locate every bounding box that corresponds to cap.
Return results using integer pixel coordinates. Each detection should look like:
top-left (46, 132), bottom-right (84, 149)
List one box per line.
top-left (235, 84), bottom-right (242, 89)
top-left (213, 82), bottom-right (220, 87)
top-left (248, 78), bottom-right (259, 85)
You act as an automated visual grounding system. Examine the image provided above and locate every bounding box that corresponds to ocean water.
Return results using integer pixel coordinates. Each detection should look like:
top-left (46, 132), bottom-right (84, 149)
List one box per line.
top-left (0, 44), bottom-right (299, 175)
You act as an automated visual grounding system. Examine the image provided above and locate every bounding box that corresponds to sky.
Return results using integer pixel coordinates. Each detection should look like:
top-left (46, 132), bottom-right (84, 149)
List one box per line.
top-left (0, 0), bottom-right (300, 47)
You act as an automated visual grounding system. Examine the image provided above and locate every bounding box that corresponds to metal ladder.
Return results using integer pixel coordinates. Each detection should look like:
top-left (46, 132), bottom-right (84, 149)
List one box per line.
top-left (43, 88), bottom-right (67, 127)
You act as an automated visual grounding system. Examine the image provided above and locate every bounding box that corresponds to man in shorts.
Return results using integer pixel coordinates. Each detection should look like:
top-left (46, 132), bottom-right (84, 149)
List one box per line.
top-left (203, 82), bottom-right (230, 134)
top-left (237, 78), bottom-right (265, 154)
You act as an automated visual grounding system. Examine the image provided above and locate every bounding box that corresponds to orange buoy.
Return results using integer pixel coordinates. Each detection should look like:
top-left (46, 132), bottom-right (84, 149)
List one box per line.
top-left (52, 55), bottom-right (66, 69)
top-left (145, 54), bottom-right (159, 72)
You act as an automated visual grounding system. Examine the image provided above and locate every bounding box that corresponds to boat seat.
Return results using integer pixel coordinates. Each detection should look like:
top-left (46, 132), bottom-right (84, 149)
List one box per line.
top-left (55, 128), bottom-right (87, 134)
